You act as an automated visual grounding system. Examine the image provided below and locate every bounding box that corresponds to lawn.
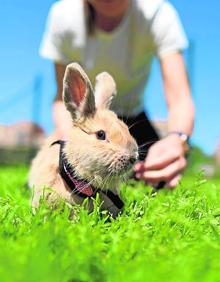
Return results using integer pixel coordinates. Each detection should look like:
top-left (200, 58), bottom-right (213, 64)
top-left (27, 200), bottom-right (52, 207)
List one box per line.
top-left (0, 165), bottom-right (220, 282)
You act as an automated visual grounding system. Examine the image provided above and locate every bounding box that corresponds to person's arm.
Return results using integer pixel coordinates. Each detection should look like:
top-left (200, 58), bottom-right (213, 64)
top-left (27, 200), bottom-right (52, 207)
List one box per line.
top-left (53, 63), bottom-right (73, 139)
top-left (161, 52), bottom-right (194, 135)
top-left (135, 52), bottom-right (195, 188)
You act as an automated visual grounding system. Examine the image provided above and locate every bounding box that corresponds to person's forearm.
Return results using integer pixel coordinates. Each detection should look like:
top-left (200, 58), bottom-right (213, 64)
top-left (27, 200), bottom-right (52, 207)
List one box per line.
top-left (53, 100), bottom-right (73, 138)
top-left (160, 53), bottom-right (195, 137)
top-left (167, 94), bottom-right (195, 136)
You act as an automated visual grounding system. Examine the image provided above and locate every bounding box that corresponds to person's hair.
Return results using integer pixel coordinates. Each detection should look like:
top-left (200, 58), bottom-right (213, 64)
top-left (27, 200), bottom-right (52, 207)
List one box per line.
top-left (84, 1), bottom-right (96, 35)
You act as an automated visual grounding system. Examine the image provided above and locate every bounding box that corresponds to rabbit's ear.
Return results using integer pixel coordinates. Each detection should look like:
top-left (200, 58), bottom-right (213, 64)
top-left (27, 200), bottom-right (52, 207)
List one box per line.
top-left (63, 63), bottom-right (96, 120)
top-left (94, 72), bottom-right (117, 110)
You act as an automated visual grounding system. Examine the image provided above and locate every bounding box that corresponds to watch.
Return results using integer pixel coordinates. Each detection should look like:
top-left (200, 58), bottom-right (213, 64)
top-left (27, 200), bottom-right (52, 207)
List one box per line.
top-left (168, 131), bottom-right (190, 154)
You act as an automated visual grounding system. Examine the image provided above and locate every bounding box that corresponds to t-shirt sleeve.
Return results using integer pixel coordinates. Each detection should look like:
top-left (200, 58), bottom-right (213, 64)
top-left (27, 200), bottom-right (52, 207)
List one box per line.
top-left (151, 2), bottom-right (189, 58)
top-left (39, 3), bottom-right (71, 64)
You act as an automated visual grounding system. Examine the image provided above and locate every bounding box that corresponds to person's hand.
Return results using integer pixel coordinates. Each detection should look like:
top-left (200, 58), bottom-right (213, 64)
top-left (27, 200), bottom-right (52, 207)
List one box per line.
top-left (134, 134), bottom-right (187, 188)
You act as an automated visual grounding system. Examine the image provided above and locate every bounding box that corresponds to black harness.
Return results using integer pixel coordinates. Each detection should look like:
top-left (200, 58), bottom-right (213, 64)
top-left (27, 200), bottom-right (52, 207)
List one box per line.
top-left (51, 140), bottom-right (124, 215)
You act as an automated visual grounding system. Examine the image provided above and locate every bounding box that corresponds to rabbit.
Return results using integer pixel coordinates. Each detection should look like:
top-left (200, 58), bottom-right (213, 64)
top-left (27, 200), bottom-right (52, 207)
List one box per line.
top-left (28, 63), bottom-right (139, 217)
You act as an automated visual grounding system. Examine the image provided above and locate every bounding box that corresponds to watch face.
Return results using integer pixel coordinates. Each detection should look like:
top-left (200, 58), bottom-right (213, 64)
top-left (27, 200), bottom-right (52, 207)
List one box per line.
top-left (180, 133), bottom-right (188, 143)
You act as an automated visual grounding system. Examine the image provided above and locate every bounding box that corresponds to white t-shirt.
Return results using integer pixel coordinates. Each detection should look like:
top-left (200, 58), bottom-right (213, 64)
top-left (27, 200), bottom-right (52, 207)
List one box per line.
top-left (40, 0), bottom-right (188, 116)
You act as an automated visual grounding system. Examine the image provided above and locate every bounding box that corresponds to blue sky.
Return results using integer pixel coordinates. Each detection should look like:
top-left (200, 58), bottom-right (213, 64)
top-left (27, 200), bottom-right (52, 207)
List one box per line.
top-left (0, 0), bottom-right (220, 154)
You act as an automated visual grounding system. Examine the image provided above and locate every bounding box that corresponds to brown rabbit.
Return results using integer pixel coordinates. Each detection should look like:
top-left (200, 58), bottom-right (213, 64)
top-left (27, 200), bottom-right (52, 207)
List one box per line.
top-left (29, 63), bottom-right (138, 217)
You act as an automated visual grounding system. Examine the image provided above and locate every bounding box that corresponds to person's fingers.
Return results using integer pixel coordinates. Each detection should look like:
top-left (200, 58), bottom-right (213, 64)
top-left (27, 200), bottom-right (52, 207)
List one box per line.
top-left (142, 157), bottom-right (187, 183)
top-left (143, 135), bottom-right (184, 170)
top-left (167, 174), bottom-right (182, 189)
top-left (135, 173), bottom-right (142, 179)
top-left (134, 161), bottom-right (144, 172)
top-left (144, 148), bottom-right (183, 170)
top-left (134, 161), bottom-right (145, 179)
top-left (136, 172), bottom-right (182, 190)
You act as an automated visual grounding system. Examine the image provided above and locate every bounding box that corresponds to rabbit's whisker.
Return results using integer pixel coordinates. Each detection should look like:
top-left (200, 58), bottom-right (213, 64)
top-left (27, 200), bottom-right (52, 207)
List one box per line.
top-left (128, 120), bottom-right (145, 130)
top-left (138, 140), bottom-right (156, 149)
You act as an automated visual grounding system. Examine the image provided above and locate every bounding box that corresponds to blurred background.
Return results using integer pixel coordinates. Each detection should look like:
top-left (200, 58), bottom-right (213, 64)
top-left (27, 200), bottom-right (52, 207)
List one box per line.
top-left (0, 0), bottom-right (220, 169)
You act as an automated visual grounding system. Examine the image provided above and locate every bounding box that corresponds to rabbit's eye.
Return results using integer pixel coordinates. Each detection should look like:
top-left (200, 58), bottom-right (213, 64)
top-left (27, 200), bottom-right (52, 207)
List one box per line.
top-left (96, 130), bottom-right (106, 140)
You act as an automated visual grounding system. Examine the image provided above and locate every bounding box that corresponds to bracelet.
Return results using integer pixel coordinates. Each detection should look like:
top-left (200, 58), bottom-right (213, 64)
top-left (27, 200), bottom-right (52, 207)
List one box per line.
top-left (167, 131), bottom-right (190, 153)
top-left (168, 131), bottom-right (189, 142)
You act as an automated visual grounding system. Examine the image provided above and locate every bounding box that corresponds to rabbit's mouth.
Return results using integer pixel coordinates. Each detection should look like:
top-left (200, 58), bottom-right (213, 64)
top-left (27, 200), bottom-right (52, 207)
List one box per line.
top-left (106, 163), bottom-right (133, 180)
top-left (107, 154), bottom-right (137, 177)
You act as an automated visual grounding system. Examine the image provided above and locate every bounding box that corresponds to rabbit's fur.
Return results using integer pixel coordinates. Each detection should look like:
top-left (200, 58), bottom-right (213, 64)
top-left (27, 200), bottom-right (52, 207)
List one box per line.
top-left (29, 63), bottom-right (138, 213)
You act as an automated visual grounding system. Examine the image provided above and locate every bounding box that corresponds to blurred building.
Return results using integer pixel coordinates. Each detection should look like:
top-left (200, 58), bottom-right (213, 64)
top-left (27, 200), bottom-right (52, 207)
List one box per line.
top-left (0, 121), bottom-right (45, 164)
top-left (0, 121), bottom-right (45, 148)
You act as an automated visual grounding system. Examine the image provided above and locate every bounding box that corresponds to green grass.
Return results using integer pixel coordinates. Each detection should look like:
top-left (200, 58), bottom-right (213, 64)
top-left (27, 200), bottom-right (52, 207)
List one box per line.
top-left (0, 166), bottom-right (220, 282)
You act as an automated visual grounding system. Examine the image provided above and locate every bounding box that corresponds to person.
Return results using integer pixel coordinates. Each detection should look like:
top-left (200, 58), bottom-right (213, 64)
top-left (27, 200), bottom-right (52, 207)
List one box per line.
top-left (40, 0), bottom-right (195, 189)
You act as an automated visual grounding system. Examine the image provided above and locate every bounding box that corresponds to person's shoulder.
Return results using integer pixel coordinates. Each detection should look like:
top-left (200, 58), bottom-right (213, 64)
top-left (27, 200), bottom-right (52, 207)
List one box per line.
top-left (133, 0), bottom-right (176, 20)
top-left (48, 0), bottom-right (84, 29)
top-left (50, 0), bottom-right (83, 15)
top-left (133, 0), bottom-right (163, 18)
